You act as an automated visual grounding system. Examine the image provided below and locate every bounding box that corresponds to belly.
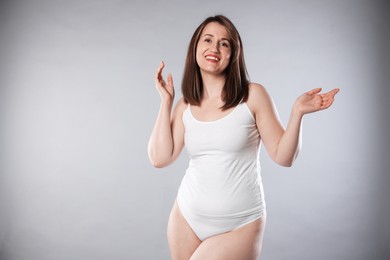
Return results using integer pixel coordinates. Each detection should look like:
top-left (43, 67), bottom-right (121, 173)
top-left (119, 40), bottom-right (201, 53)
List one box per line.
top-left (178, 166), bottom-right (264, 218)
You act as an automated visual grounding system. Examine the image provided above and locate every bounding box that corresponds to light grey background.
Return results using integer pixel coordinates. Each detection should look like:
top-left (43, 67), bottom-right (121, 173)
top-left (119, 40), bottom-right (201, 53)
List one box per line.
top-left (0, 0), bottom-right (389, 259)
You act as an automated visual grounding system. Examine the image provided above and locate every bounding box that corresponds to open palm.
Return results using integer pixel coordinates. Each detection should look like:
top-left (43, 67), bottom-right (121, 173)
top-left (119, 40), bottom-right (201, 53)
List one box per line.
top-left (295, 88), bottom-right (340, 115)
top-left (155, 61), bottom-right (175, 102)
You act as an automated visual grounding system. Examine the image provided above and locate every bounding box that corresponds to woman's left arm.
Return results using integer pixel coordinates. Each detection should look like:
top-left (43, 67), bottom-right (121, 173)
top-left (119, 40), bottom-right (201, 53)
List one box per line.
top-left (248, 84), bottom-right (339, 167)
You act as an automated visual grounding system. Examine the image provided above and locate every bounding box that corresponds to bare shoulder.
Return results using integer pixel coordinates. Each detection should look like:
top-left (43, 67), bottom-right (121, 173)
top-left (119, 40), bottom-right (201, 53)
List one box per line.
top-left (248, 83), bottom-right (270, 100)
top-left (247, 83), bottom-right (273, 114)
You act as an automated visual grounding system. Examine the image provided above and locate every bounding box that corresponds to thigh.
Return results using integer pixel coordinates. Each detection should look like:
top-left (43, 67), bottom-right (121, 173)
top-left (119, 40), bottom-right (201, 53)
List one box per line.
top-left (167, 200), bottom-right (201, 260)
top-left (190, 214), bottom-right (266, 260)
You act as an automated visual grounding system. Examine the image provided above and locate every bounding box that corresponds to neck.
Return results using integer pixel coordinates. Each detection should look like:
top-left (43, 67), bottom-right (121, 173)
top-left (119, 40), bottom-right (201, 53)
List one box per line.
top-left (201, 72), bottom-right (226, 100)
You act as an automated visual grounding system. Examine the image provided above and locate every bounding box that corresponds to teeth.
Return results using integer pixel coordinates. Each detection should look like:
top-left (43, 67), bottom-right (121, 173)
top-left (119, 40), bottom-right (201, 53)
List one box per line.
top-left (206, 56), bottom-right (220, 61)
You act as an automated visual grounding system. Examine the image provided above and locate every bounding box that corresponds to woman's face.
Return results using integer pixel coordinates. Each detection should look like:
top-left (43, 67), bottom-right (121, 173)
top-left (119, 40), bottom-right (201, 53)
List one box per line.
top-left (196, 22), bottom-right (231, 76)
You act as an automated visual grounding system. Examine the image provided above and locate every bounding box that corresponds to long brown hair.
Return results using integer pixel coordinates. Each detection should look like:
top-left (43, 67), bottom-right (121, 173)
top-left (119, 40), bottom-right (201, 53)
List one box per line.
top-left (181, 15), bottom-right (250, 110)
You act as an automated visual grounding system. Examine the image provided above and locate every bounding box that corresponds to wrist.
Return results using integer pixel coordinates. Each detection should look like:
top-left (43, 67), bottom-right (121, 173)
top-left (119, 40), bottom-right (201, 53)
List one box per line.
top-left (161, 99), bottom-right (173, 109)
top-left (291, 104), bottom-right (304, 119)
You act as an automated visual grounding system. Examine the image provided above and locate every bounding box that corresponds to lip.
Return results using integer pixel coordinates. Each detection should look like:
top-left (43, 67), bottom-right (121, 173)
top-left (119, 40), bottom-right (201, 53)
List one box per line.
top-left (205, 54), bottom-right (221, 62)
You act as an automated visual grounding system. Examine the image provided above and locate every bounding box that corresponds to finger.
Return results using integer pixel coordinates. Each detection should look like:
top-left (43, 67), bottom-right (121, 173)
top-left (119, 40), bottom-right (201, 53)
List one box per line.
top-left (322, 88), bottom-right (340, 99)
top-left (322, 99), bottom-right (334, 109)
top-left (167, 73), bottom-right (173, 87)
top-left (332, 88), bottom-right (340, 97)
top-left (307, 88), bottom-right (322, 95)
top-left (321, 95), bottom-right (335, 109)
top-left (155, 61), bottom-right (164, 74)
top-left (329, 88), bottom-right (340, 94)
top-left (155, 61), bottom-right (165, 81)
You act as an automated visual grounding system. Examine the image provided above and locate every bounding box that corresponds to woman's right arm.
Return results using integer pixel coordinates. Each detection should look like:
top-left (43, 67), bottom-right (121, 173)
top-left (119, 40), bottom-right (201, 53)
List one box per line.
top-left (147, 62), bottom-right (186, 168)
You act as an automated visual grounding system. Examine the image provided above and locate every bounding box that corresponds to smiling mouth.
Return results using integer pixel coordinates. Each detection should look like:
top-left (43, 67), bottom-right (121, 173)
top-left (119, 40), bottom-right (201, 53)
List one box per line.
top-left (206, 55), bottom-right (220, 62)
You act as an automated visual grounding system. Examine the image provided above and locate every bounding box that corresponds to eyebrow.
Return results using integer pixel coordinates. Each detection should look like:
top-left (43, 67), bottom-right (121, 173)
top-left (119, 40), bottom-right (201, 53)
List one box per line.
top-left (203, 34), bottom-right (230, 41)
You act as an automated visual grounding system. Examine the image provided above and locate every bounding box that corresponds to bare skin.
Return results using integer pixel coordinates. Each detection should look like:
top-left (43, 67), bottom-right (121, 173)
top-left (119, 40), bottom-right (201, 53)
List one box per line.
top-left (167, 200), bottom-right (266, 260)
top-left (148, 22), bottom-right (339, 259)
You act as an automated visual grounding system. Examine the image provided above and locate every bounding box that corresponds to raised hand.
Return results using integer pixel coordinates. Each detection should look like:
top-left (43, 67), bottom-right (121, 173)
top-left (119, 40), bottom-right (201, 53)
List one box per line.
top-left (294, 88), bottom-right (340, 115)
top-left (155, 61), bottom-right (175, 103)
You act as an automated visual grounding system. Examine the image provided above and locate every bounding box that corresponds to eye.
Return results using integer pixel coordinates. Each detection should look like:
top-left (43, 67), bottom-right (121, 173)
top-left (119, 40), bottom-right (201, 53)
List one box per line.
top-left (220, 42), bottom-right (229, 48)
top-left (204, 38), bottom-right (212, 43)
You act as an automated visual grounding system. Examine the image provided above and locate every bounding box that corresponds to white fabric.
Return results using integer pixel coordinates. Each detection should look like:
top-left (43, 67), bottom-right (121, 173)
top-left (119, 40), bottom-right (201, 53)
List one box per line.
top-left (177, 102), bottom-right (266, 241)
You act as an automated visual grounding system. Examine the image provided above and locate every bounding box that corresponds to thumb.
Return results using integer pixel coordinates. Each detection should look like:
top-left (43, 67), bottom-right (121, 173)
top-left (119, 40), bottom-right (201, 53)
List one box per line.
top-left (167, 73), bottom-right (174, 87)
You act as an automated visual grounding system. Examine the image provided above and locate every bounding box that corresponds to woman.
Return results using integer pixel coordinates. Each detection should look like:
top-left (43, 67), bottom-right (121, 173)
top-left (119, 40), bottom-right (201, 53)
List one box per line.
top-left (148, 15), bottom-right (339, 260)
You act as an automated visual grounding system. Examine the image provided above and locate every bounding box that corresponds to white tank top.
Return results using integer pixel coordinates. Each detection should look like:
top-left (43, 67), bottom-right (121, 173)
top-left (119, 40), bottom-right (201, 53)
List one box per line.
top-left (178, 102), bottom-right (265, 219)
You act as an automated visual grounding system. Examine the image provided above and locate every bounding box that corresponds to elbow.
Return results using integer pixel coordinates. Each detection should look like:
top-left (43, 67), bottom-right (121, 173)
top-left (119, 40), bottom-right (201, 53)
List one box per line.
top-left (282, 162), bottom-right (294, 168)
top-left (148, 140), bottom-right (180, 169)
top-left (275, 148), bottom-right (300, 168)
top-left (274, 154), bottom-right (298, 168)
top-left (275, 154), bottom-right (299, 168)
top-left (148, 146), bottom-right (169, 168)
top-left (148, 152), bottom-right (171, 168)
top-left (148, 156), bottom-right (168, 168)
top-left (152, 161), bottom-right (169, 169)
top-left (277, 160), bottom-right (294, 168)
top-left (150, 159), bottom-right (167, 168)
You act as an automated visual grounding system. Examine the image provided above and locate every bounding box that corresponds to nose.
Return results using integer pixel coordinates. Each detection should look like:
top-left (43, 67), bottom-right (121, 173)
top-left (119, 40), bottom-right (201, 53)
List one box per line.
top-left (210, 41), bottom-right (220, 53)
